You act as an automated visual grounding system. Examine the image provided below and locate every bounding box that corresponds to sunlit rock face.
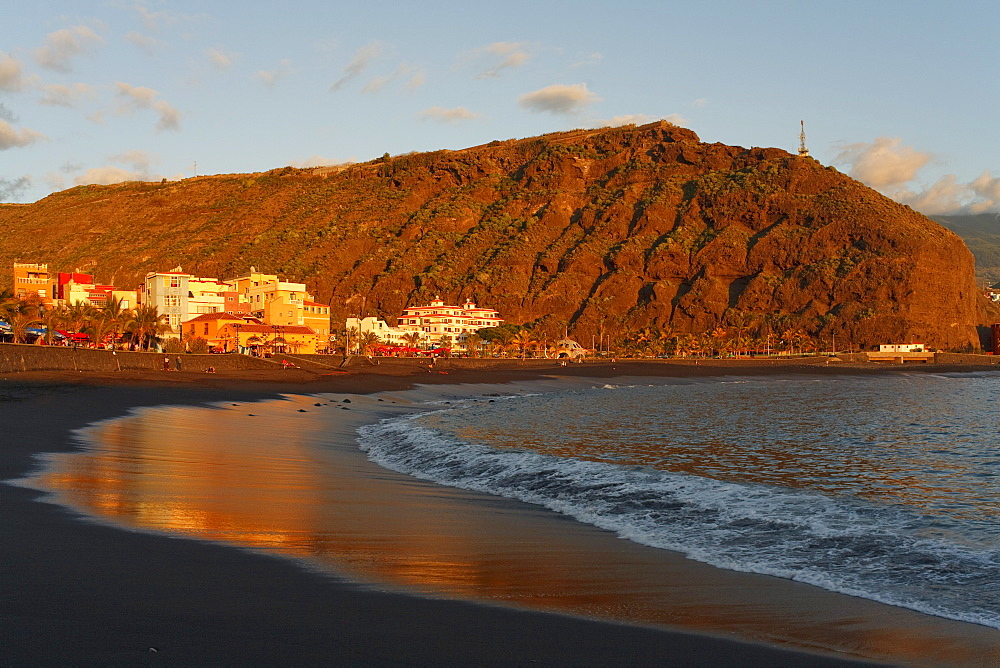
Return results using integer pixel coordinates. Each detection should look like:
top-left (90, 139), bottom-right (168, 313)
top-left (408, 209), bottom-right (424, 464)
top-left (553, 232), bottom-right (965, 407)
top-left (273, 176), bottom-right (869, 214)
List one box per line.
top-left (0, 121), bottom-right (982, 348)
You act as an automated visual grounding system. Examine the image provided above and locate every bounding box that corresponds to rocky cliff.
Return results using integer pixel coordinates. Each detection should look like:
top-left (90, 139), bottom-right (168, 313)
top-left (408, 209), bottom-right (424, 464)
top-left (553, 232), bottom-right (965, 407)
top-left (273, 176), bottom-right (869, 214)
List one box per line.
top-left (0, 121), bottom-right (985, 349)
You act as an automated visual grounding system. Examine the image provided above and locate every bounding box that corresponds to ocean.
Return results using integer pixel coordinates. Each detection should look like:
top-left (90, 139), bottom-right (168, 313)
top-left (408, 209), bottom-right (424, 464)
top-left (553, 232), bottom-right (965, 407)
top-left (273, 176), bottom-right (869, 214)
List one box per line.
top-left (359, 372), bottom-right (1000, 631)
top-left (14, 370), bottom-right (1000, 662)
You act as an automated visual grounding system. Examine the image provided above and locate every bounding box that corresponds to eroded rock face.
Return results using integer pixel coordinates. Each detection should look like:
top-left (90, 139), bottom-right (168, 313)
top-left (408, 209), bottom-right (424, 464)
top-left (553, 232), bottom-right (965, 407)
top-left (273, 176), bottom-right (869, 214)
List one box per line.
top-left (0, 121), bottom-right (983, 348)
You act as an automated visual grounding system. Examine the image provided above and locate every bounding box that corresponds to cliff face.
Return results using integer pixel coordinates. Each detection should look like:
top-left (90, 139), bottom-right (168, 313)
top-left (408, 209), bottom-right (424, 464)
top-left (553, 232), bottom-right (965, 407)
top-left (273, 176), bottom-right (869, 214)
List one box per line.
top-left (0, 121), bottom-right (983, 348)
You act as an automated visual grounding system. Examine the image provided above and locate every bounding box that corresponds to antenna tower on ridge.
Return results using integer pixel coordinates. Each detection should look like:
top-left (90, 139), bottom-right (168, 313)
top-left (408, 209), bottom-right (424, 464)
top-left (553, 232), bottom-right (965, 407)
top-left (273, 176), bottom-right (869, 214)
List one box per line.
top-left (798, 120), bottom-right (810, 157)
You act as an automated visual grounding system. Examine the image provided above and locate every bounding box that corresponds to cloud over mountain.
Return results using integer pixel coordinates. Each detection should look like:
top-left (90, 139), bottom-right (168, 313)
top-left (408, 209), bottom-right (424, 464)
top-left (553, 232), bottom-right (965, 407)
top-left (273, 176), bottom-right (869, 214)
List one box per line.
top-left (519, 83), bottom-right (601, 115)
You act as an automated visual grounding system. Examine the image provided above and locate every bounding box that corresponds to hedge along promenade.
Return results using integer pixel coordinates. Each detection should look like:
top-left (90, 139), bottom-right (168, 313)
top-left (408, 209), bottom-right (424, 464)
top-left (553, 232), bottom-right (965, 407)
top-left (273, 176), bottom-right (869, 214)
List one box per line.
top-left (0, 343), bottom-right (280, 374)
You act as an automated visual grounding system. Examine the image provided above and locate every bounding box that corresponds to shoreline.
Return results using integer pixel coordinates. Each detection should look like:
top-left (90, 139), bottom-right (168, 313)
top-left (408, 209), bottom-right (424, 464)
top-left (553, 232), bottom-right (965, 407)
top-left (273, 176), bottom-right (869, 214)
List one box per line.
top-left (3, 360), bottom-right (998, 665)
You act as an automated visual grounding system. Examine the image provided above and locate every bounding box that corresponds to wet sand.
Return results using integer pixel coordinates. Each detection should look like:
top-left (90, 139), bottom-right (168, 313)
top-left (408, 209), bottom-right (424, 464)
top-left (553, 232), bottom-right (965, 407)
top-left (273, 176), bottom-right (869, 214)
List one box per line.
top-left (3, 359), bottom-right (999, 664)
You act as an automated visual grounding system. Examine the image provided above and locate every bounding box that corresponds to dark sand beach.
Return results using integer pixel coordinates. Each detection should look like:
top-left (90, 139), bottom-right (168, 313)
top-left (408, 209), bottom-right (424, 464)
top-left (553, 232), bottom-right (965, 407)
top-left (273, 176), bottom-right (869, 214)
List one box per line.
top-left (3, 358), bottom-right (999, 665)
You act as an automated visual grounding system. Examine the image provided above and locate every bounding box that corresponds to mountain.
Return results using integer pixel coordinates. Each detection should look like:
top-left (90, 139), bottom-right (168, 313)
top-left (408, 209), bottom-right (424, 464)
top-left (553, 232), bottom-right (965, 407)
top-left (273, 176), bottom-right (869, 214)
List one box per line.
top-left (0, 121), bottom-right (987, 349)
top-left (932, 213), bottom-right (1000, 286)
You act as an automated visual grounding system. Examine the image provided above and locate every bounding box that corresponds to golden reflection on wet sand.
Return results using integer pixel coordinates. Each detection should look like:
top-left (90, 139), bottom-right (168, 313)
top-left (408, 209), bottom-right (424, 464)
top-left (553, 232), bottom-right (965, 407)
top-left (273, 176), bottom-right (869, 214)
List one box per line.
top-left (24, 392), bottom-right (1000, 665)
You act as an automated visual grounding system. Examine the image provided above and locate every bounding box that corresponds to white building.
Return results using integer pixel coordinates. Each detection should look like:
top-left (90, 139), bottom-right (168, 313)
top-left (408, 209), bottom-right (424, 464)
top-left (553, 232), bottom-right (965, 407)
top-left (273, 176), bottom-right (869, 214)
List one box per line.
top-left (140, 269), bottom-right (190, 335)
top-left (878, 343), bottom-right (926, 353)
top-left (347, 296), bottom-right (503, 351)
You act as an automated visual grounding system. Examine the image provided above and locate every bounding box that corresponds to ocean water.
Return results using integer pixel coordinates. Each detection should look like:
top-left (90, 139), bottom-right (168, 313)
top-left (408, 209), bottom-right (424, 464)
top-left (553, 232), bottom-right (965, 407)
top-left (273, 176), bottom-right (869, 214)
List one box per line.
top-left (357, 372), bottom-right (1000, 630)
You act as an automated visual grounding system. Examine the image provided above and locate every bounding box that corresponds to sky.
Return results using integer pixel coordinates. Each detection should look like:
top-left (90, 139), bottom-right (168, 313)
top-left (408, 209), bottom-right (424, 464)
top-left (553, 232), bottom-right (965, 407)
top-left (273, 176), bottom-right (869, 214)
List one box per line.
top-left (2, 0), bottom-right (998, 215)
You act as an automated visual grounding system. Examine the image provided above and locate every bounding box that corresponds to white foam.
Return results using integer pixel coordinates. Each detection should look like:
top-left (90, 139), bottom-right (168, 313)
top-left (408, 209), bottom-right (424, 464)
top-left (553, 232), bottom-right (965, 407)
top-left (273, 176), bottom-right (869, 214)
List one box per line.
top-left (357, 400), bottom-right (1000, 630)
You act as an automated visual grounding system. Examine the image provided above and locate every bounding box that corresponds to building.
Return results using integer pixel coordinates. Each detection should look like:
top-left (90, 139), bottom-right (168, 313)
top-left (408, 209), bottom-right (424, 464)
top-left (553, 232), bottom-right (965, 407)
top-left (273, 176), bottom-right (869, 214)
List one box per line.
top-left (878, 343), bottom-right (926, 353)
top-left (188, 276), bottom-right (231, 316)
top-left (302, 300), bottom-right (331, 342)
top-left (344, 316), bottom-right (415, 347)
top-left (12, 263), bottom-right (53, 305)
top-left (228, 268), bottom-right (313, 327)
top-left (217, 322), bottom-right (321, 354)
top-left (397, 297), bottom-right (503, 347)
top-left (55, 271), bottom-right (94, 302)
top-left (347, 296), bottom-right (503, 351)
top-left (182, 312), bottom-right (257, 349)
top-left (139, 269), bottom-right (191, 335)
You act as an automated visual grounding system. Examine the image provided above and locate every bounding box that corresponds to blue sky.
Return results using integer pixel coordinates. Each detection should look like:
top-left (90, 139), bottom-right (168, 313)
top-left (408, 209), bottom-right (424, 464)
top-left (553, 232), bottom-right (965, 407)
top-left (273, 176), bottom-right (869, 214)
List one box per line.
top-left (2, 0), bottom-right (998, 214)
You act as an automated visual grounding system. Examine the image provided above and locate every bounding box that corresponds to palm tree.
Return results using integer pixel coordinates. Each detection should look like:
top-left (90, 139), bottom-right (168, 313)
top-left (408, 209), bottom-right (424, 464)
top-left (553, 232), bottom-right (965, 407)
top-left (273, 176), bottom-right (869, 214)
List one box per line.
top-left (40, 304), bottom-right (68, 344)
top-left (100, 296), bottom-right (132, 346)
top-left (463, 332), bottom-right (482, 358)
top-left (511, 329), bottom-right (537, 360)
top-left (358, 331), bottom-right (382, 356)
top-left (492, 328), bottom-right (517, 358)
top-left (402, 331), bottom-right (423, 352)
top-left (125, 305), bottom-right (170, 351)
top-left (1, 296), bottom-right (43, 343)
top-left (710, 327), bottom-right (728, 357)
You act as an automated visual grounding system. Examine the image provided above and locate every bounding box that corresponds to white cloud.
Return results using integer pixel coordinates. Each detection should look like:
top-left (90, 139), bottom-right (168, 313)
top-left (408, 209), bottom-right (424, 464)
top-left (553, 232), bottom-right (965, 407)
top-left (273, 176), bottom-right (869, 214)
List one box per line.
top-left (361, 62), bottom-right (424, 94)
top-left (970, 171), bottom-right (1000, 202)
top-left (129, 1), bottom-right (196, 31)
top-left (570, 52), bottom-right (603, 68)
top-left (115, 82), bottom-right (180, 131)
top-left (125, 31), bottom-right (164, 54)
top-left (693, 98), bottom-right (708, 108)
top-left (894, 175), bottom-right (966, 216)
top-left (835, 137), bottom-right (1000, 214)
top-left (44, 172), bottom-right (66, 193)
top-left (33, 25), bottom-right (103, 72)
top-left (110, 149), bottom-right (157, 172)
top-left (518, 83), bottom-right (601, 115)
top-left (593, 113), bottom-right (685, 128)
top-left (0, 120), bottom-right (46, 149)
top-left (405, 69), bottom-right (426, 91)
top-left (289, 155), bottom-right (336, 168)
top-left (74, 165), bottom-right (143, 186)
top-left (834, 137), bottom-right (931, 189)
top-left (72, 150), bottom-right (160, 186)
top-left (38, 83), bottom-right (96, 107)
top-left (418, 106), bottom-right (481, 123)
top-left (255, 60), bottom-right (293, 87)
top-left (0, 176), bottom-right (31, 201)
top-left (0, 52), bottom-right (29, 92)
top-left (471, 42), bottom-right (531, 79)
top-left (331, 41), bottom-right (383, 91)
top-left (207, 47), bottom-right (236, 70)
top-left (0, 103), bottom-right (15, 123)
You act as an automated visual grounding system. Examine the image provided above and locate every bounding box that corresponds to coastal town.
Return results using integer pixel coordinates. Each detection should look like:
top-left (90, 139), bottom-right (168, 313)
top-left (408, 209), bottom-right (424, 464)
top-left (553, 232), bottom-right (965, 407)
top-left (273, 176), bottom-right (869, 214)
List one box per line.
top-left (3, 260), bottom-right (999, 361)
top-left (2, 261), bottom-right (592, 359)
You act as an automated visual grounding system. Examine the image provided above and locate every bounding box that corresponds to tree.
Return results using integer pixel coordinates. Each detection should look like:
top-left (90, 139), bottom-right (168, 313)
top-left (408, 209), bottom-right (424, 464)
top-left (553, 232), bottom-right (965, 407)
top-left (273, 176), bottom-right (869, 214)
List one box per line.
top-left (510, 329), bottom-right (537, 359)
top-left (357, 331), bottom-right (381, 356)
top-left (1, 295), bottom-right (43, 343)
top-left (463, 332), bottom-right (482, 357)
top-left (187, 336), bottom-right (210, 354)
top-left (125, 305), bottom-right (170, 351)
top-left (40, 304), bottom-right (68, 345)
top-left (402, 331), bottom-right (423, 351)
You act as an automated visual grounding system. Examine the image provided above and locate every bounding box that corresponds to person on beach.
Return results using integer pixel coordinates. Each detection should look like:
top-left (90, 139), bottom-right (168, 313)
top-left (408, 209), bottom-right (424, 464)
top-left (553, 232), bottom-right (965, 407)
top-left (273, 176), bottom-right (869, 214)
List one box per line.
top-left (163, 356), bottom-right (170, 371)
top-left (175, 356), bottom-right (182, 371)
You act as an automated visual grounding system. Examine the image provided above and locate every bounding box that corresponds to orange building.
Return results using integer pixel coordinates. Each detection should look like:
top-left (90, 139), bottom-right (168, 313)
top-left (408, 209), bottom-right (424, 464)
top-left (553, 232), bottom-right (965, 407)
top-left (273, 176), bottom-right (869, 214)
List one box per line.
top-left (217, 323), bottom-right (320, 354)
top-left (182, 312), bottom-right (257, 351)
top-left (12, 262), bottom-right (54, 305)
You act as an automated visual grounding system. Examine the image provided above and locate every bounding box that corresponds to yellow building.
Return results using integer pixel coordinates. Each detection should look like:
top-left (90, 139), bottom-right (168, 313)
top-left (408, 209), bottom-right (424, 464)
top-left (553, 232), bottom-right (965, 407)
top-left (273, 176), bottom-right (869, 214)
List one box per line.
top-left (226, 267), bottom-right (312, 327)
top-left (218, 323), bottom-right (321, 354)
top-left (303, 300), bottom-right (331, 340)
